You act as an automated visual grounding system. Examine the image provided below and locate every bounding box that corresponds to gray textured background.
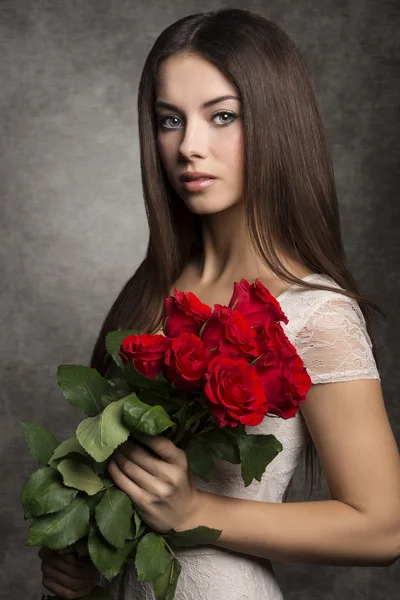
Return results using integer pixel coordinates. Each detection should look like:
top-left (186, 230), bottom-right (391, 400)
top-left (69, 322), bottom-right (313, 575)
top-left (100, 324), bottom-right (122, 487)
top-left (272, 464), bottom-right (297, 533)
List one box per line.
top-left (1, 0), bottom-right (399, 598)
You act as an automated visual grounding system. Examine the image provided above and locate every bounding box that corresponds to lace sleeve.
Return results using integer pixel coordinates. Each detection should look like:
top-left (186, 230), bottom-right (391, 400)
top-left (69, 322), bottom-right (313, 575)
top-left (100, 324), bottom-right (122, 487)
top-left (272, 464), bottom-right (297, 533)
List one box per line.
top-left (294, 295), bottom-right (381, 385)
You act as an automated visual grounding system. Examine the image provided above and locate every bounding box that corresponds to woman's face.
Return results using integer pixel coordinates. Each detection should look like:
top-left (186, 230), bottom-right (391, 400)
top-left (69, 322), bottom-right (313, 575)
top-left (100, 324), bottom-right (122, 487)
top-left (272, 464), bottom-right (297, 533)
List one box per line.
top-left (154, 52), bottom-right (244, 215)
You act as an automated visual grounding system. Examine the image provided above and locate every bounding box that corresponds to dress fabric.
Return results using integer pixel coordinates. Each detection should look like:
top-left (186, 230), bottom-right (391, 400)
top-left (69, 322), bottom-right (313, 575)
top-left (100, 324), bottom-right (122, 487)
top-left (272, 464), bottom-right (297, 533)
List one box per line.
top-left (101, 273), bottom-right (381, 600)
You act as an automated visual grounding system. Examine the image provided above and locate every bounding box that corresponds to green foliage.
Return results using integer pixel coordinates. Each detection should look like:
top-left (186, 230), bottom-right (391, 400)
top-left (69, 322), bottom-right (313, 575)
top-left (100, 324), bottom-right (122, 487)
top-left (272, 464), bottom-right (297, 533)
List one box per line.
top-left (132, 509), bottom-right (146, 539)
top-left (21, 467), bottom-right (77, 519)
top-left (48, 435), bottom-right (94, 468)
top-left (122, 394), bottom-right (176, 436)
top-left (57, 365), bottom-right (114, 416)
top-left (86, 488), bottom-right (107, 517)
top-left (152, 556), bottom-right (181, 600)
top-left (99, 389), bottom-right (130, 409)
top-left (88, 523), bottom-right (138, 582)
top-left (27, 496), bottom-right (90, 549)
top-left (164, 525), bottom-right (223, 548)
top-left (22, 326), bottom-right (290, 599)
top-left (224, 427), bottom-right (283, 487)
top-left (74, 535), bottom-right (90, 557)
top-left (94, 487), bottom-right (133, 549)
top-left (57, 459), bottom-right (105, 496)
top-left (105, 329), bottom-right (140, 369)
top-left (136, 389), bottom-right (184, 414)
top-left (135, 533), bottom-right (171, 583)
top-left (108, 375), bottom-right (132, 395)
top-left (76, 398), bottom-right (130, 462)
top-left (123, 362), bottom-right (171, 397)
top-left (197, 426), bottom-right (240, 464)
top-left (186, 437), bottom-right (215, 482)
top-left (20, 422), bottom-right (59, 468)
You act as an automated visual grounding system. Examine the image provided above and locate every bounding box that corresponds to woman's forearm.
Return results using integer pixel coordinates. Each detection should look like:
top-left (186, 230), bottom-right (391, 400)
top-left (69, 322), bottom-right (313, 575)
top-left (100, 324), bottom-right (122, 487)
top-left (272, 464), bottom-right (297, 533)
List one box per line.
top-left (177, 490), bottom-right (399, 567)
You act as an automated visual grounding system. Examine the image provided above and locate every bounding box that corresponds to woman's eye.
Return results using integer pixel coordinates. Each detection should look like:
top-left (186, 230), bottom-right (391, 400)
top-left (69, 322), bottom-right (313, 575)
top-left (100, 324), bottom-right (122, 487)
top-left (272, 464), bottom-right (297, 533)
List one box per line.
top-left (157, 111), bottom-right (237, 130)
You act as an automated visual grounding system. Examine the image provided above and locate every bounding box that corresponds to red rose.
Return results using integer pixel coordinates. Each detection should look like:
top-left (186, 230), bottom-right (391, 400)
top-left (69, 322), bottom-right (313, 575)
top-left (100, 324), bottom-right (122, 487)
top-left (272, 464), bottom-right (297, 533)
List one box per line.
top-left (256, 317), bottom-right (297, 358)
top-left (118, 333), bottom-right (171, 379)
top-left (201, 305), bottom-right (259, 359)
top-left (164, 290), bottom-right (212, 338)
top-left (204, 354), bottom-right (268, 428)
top-left (164, 333), bottom-right (212, 391)
top-left (254, 321), bottom-right (311, 419)
top-left (281, 350), bottom-right (312, 414)
top-left (228, 278), bottom-right (289, 334)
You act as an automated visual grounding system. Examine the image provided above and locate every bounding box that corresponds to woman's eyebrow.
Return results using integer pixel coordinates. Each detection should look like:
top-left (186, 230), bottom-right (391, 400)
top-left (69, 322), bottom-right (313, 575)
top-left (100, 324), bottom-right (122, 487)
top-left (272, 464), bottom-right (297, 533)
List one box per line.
top-left (155, 94), bottom-right (241, 111)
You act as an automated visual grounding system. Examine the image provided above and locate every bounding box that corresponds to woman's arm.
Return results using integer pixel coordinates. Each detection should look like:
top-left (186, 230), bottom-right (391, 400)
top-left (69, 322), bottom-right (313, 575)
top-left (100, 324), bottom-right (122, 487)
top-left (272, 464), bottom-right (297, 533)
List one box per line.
top-left (178, 379), bottom-right (400, 568)
top-left (180, 492), bottom-right (397, 567)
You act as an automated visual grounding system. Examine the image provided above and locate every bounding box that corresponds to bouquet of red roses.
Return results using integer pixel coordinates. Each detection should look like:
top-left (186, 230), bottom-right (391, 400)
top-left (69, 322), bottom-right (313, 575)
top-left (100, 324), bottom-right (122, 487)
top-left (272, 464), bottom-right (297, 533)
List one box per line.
top-left (20, 278), bottom-right (311, 600)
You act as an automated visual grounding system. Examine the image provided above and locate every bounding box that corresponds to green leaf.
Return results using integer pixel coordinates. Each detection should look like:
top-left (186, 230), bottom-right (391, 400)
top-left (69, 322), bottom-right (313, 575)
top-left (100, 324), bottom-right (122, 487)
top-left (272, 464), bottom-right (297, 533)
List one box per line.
top-left (95, 487), bottom-right (133, 549)
top-left (135, 532), bottom-right (171, 583)
top-left (122, 508), bottom-right (147, 543)
top-left (123, 362), bottom-right (171, 397)
top-left (57, 365), bottom-right (114, 417)
top-left (87, 488), bottom-right (107, 516)
top-left (88, 523), bottom-right (138, 582)
top-left (48, 435), bottom-right (93, 468)
top-left (164, 525), bottom-right (222, 548)
top-left (27, 496), bottom-right (90, 549)
top-left (123, 394), bottom-right (176, 436)
top-left (74, 536), bottom-right (90, 557)
top-left (133, 509), bottom-right (146, 539)
top-left (57, 544), bottom-right (76, 554)
top-left (76, 398), bottom-right (130, 462)
top-left (186, 437), bottom-right (215, 482)
top-left (135, 389), bottom-right (183, 414)
top-left (108, 376), bottom-right (132, 395)
top-left (99, 390), bottom-right (129, 410)
top-left (170, 399), bottom-right (191, 429)
top-left (236, 433), bottom-right (283, 487)
top-left (125, 517), bottom-right (136, 541)
top-left (105, 330), bottom-right (141, 369)
top-left (152, 556), bottom-right (181, 600)
top-left (21, 467), bottom-right (78, 519)
top-left (57, 459), bottom-right (105, 496)
top-left (125, 508), bottom-right (147, 541)
top-left (198, 427), bottom-right (240, 464)
top-left (20, 422), bottom-right (59, 468)
top-left (94, 460), bottom-right (109, 476)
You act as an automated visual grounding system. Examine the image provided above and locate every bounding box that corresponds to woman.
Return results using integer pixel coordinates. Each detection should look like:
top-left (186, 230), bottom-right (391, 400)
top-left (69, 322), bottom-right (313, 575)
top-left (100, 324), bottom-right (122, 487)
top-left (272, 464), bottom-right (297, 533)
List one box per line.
top-left (39, 8), bottom-right (400, 600)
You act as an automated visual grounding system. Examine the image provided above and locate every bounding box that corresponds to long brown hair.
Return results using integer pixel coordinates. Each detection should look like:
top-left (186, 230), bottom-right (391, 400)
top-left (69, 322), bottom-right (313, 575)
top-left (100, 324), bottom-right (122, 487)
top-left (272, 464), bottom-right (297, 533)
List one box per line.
top-left (89, 8), bottom-right (386, 501)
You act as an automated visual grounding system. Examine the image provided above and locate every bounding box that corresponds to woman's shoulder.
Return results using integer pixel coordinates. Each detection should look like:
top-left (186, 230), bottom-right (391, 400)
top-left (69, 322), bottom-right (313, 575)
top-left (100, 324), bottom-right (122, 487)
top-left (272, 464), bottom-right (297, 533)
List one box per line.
top-left (292, 272), bottom-right (353, 299)
top-left (280, 272), bottom-right (363, 333)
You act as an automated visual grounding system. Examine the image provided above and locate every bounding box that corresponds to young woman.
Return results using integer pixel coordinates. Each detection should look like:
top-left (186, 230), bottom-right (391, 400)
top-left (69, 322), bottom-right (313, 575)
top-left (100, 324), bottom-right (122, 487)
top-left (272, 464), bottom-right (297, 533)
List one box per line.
top-left (39, 8), bottom-right (400, 600)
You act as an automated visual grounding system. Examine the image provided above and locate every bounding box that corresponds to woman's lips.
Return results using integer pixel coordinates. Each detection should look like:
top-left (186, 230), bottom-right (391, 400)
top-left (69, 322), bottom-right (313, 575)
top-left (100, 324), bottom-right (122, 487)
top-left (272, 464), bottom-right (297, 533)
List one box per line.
top-left (181, 177), bottom-right (217, 192)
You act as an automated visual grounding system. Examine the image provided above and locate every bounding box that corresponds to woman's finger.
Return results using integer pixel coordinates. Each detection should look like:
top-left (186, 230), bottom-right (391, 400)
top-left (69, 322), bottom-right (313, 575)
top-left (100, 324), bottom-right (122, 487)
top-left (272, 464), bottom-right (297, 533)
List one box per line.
top-left (118, 441), bottom-right (166, 477)
top-left (59, 553), bottom-right (99, 577)
top-left (108, 459), bottom-right (151, 508)
top-left (42, 563), bottom-right (98, 592)
top-left (42, 576), bottom-right (96, 600)
top-left (41, 555), bottom-right (93, 581)
top-left (112, 452), bottom-right (168, 497)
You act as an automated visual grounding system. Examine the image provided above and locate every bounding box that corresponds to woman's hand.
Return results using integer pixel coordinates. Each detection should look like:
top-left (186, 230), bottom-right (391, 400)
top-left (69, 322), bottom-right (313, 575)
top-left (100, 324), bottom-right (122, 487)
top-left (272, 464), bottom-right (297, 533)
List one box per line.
top-left (107, 432), bottom-right (202, 534)
top-left (38, 547), bottom-right (101, 599)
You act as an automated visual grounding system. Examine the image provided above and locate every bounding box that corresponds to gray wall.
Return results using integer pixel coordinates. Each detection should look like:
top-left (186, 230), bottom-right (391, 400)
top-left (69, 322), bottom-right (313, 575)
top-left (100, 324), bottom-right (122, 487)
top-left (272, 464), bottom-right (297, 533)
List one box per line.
top-left (1, 1), bottom-right (399, 598)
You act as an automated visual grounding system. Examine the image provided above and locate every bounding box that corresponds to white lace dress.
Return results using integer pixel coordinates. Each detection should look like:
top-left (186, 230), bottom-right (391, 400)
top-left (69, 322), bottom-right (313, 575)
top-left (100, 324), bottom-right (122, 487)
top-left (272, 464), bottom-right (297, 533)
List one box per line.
top-left (102, 273), bottom-right (381, 600)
